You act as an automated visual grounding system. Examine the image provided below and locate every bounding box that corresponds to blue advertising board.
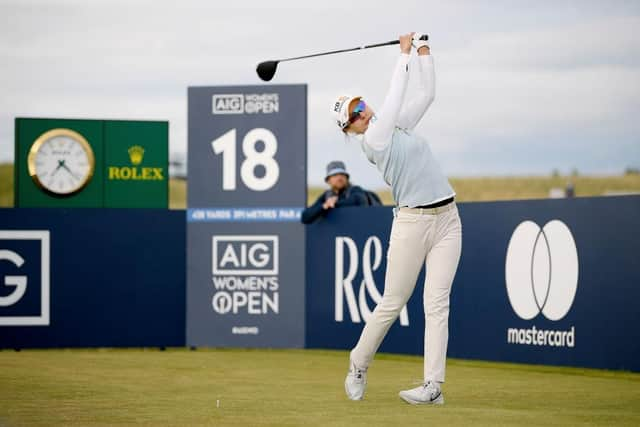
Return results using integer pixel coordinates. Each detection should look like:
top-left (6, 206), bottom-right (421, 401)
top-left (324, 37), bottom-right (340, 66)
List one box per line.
top-left (187, 85), bottom-right (307, 348)
top-left (305, 196), bottom-right (640, 371)
top-left (3, 194), bottom-right (637, 372)
top-left (0, 208), bottom-right (185, 348)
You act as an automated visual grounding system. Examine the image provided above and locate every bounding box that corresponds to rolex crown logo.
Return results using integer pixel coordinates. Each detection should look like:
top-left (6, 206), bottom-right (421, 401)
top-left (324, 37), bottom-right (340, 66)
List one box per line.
top-left (128, 145), bottom-right (145, 165)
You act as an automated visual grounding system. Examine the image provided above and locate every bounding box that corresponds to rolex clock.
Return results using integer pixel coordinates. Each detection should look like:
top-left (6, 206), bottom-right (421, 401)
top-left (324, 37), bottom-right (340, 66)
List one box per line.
top-left (27, 128), bottom-right (95, 196)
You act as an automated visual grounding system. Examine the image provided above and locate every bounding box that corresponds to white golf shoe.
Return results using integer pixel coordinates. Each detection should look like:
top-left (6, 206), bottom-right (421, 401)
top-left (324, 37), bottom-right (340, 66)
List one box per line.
top-left (399, 381), bottom-right (444, 405)
top-left (344, 361), bottom-right (367, 400)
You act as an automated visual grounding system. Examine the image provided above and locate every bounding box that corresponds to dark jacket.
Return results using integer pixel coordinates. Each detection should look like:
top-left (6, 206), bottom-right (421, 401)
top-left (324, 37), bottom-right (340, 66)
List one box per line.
top-left (301, 185), bottom-right (368, 224)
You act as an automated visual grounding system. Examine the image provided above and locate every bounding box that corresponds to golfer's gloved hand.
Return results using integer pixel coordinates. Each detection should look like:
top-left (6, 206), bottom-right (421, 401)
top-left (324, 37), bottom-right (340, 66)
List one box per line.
top-left (412, 33), bottom-right (429, 51)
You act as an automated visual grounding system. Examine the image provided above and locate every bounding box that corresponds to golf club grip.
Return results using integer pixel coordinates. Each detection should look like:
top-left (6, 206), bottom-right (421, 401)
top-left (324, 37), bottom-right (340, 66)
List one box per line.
top-left (363, 34), bottom-right (428, 49)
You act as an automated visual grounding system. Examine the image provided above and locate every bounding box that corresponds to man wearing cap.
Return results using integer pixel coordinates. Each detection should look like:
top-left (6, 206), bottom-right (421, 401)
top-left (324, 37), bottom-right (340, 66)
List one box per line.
top-left (301, 161), bottom-right (369, 224)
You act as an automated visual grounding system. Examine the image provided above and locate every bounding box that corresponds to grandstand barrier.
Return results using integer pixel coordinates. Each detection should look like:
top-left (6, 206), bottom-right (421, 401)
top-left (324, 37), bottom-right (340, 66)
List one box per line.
top-left (305, 196), bottom-right (640, 372)
top-left (0, 208), bottom-right (185, 348)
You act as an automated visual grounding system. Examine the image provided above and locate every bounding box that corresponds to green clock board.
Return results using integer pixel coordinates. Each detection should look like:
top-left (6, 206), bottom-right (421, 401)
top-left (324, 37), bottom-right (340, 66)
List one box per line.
top-left (15, 118), bottom-right (168, 208)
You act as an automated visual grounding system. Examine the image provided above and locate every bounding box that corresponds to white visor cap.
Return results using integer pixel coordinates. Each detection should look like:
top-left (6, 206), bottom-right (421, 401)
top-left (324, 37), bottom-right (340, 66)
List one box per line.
top-left (331, 94), bottom-right (361, 130)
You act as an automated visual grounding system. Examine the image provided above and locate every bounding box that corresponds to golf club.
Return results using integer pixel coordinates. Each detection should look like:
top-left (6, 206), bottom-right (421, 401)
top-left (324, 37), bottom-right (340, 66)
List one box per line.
top-left (256, 35), bottom-right (428, 81)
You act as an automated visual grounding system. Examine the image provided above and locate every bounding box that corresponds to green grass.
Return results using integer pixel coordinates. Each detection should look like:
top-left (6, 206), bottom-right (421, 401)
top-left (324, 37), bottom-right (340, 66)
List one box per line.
top-left (311, 174), bottom-right (640, 205)
top-left (0, 162), bottom-right (14, 207)
top-left (448, 175), bottom-right (640, 203)
top-left (2, 163), bottom-right (640, 208)
top-left (0, 348), bottom-right (638, 426)
top-left (169, 178), bottom-right (186, 209)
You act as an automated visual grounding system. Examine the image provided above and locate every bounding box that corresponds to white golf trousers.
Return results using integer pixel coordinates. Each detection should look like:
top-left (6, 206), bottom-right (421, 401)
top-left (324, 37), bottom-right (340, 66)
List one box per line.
top-left (350, 204), bottom-right (462, 383)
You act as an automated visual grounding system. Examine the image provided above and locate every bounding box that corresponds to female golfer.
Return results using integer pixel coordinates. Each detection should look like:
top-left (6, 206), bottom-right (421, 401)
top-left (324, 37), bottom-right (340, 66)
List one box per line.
top-left (331, 33), bottom-right (462, 405)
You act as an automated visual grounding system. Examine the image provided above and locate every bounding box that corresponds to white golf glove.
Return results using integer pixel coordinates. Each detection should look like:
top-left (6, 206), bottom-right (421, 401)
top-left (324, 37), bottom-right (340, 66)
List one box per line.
top-left (412, 33), bottom-right (429, 50)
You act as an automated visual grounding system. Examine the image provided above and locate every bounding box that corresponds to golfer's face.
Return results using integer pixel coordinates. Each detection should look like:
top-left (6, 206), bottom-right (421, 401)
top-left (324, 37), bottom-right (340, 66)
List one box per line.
top-left (347, 99), bottom-right (373, 134)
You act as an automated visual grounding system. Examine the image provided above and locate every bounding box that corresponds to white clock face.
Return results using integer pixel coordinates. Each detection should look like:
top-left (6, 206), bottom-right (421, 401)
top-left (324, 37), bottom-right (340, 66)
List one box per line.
top-left (28, 129), bottom-right (95, 195)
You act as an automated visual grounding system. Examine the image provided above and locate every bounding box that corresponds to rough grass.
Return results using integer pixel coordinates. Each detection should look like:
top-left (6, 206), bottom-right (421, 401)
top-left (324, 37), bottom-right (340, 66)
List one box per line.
top-left (311, 174), bottom-right (640, 205)
top-left (448, 175), bottom-right (640, 203)
top-left (169, 178), bottom-right (186, 210)
top-left (0, 162), bottom-right (13, 207)
top-left (2, 163), bottom-right (639, 208)
top-left (0, 348), bottom-right (638, 427)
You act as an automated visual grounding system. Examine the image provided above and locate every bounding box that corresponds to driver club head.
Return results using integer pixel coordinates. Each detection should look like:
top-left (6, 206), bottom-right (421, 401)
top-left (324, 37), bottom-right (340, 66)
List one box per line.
top-left (256, 60), bottom-right (279, 81)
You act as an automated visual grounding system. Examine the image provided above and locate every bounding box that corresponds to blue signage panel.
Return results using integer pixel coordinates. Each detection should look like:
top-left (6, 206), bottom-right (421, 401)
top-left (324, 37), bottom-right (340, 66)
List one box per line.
top-left (186, 222), bottom-right (305, 347)
top-left (305, 196), bottom-right (640, 371)
top-left (188, 85), bottom-right (306, 207)
top-left (451, 196), bottom-right (640, 371)
top-left (305, 206), bottom-right (424, 355)
top-left (187, 84), bottom-right (307, 348)
top-left (0, 208), bottom-right (185, 348)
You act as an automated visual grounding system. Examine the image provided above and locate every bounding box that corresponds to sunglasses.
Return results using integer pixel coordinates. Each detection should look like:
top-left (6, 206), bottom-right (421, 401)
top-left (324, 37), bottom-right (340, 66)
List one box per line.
top-left (348, 100), bottom-right (367, 124)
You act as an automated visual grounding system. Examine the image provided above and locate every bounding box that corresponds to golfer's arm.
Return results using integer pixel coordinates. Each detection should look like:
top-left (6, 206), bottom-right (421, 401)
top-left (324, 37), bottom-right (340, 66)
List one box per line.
top-left (397, 54), bottom-right (435, 130)
top-left (365, 54), bottom-right (410, 150)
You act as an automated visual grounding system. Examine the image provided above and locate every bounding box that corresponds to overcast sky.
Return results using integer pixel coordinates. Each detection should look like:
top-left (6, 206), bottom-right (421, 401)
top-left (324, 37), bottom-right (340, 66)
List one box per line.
top-left (1, 0), bottom-right (639, 188)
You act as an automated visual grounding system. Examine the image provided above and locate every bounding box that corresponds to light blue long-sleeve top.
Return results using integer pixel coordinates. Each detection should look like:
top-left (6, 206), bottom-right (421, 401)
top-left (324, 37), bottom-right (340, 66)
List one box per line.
top-left (358, 53), bottom-right (455, 207)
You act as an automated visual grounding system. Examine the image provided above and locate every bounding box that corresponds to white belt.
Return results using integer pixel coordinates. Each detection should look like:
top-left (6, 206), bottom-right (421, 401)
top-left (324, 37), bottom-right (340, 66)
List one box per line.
top-left (398, 202), bottom-right (456, 215)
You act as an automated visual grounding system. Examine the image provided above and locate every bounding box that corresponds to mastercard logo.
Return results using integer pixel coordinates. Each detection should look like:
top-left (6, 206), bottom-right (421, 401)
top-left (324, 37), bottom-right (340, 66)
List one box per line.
top-left (505, 220), bottom-right (579, 321)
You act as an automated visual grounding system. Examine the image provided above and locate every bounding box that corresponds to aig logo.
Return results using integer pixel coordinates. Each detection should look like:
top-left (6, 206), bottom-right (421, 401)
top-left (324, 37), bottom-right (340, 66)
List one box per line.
top-left (212, 94), bottom-right (244, 114)
top-left (505, 220), bottom-right (579, 321)
top-left (213, 236), bottom-right (278, 275)
top-left (335, 236), bottom-right (409, 327)
top-left (0, 230), bottom-right (50, 326)
top-left (212, 93), bottom-right (279, 115)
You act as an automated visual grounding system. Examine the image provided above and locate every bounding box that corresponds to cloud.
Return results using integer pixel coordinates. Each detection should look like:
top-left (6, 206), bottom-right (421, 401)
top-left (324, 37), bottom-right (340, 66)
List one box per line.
top-left (447, 15), bottom-right (640, 69)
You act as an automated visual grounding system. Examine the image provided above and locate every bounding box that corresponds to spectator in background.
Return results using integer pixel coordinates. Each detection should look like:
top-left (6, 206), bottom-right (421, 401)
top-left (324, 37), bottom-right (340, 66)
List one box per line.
top-left (565, 181), bottom-right (575, 198)
top-left (301, 161), bottom-right (375, 224)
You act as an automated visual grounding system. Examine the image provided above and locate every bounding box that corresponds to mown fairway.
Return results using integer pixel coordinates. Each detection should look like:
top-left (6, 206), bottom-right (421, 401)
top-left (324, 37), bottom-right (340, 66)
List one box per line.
top-left (0, 348), bottom-right (638, 426)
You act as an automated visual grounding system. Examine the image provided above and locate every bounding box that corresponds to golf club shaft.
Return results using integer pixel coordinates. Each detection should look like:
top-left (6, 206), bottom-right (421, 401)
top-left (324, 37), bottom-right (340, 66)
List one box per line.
top-left (256, 35), bottom-right (428, 81)
top-left (278, 40), bottom-right (401, 64)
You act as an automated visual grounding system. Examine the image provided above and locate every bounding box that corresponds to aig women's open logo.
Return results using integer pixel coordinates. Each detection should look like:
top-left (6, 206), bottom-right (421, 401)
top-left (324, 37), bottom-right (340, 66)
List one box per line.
top-left (212, 93), bottom-right (279, 114)
top-left (210, 235), bottom-right (279, 316)
top-left (504, 220), bottom-right (579, 347)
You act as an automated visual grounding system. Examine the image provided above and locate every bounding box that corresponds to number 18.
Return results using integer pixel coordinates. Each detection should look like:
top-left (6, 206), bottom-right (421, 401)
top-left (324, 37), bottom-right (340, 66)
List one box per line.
top-left (211, 128), bottom-right (280, 191)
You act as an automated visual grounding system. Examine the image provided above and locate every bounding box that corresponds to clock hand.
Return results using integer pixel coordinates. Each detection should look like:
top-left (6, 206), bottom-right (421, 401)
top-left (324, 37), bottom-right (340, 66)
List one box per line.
top-left (60, 161), bottom-right (80, 180)
top-left (51, 159), bottom-right (65, 176)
